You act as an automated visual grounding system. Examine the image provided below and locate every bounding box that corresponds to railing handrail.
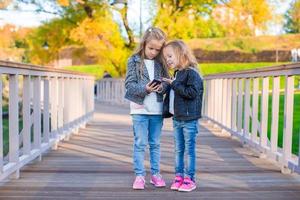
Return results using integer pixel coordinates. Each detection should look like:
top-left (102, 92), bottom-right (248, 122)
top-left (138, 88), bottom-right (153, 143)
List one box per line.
top-left (204, 62), bottom-right (300, 79)
top-left (0, 60), bottom-right (94, 77)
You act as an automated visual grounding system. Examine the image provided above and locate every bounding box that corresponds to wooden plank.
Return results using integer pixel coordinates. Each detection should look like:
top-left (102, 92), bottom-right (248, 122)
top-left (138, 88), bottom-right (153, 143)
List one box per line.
top-left (0, 102), bottom-right (299, 200)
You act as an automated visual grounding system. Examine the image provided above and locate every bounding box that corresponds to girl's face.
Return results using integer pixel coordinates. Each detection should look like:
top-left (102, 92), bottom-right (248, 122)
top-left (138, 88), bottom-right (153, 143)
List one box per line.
top-left (144, 39), bottom-right (164, 60)
top-left (163, 46), bottom-right (178, 69)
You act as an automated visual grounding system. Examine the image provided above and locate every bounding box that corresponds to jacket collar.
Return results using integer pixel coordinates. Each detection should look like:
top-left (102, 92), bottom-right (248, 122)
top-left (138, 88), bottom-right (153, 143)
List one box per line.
top-left (133, 54), bottom-right (162, 81)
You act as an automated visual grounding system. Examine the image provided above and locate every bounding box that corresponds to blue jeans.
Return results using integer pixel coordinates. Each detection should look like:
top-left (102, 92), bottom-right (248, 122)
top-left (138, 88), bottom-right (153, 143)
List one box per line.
top-left (173, 119), bottom-right (199, 181)
top-left (132, 114), bottom-right (163, 176)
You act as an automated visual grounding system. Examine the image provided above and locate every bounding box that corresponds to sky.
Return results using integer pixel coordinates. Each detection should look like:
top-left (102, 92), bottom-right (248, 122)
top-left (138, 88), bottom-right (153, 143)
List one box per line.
top-left (0, 0), bottom-right (294, 35)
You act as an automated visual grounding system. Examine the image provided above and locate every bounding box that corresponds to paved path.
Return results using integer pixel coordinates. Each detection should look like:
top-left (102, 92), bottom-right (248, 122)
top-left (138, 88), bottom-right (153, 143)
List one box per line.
top-left (0, 103), bottom-right (300, 199)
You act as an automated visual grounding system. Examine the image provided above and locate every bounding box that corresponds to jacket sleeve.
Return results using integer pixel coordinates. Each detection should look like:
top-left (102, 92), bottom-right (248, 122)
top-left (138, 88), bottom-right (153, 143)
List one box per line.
top-left (124, 57), bottom-right (148, 98)
top-left (171, 70), bottom-right (201, 100)
top-left (159, 66), bottom-right (170, 95)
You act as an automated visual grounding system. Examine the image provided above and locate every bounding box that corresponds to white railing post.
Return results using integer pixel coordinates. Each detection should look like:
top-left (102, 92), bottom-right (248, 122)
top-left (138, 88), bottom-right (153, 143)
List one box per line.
top-left (63, 77), bottom-right (70, 139)
top-left (212, 79), bottom-right (216, 121)
top-left (237, 79), bottom-right (243, 134)
top-left (282, 75), bottom-right (294, 173)
top-left (251, 78), bottom-right (259, 143)
top-left (260, 77), bottom-right (269, 149)
top-left (43, 77), bottom-right (50, 144)
top-left (50, 77), bottom-right (58, 141)
top-left (270, 76), bottom-right (280, 154)
top-left (217, 79), bottom-right (223, 123)
top-left (204, 80), bottom-right (209, 117)
top-left (243, 78), bottom-right (250, 141)
top-left (9, 74), bottom-right (19, 178)
top-left (231, 79), bottom-right (237, 131)
top-left (57, 77), bottom-right (64, 135)
top-left (22, 75), bottom-right (31, 155)
top-left (226, 79), bottom-right (232, 129)
top-left (33, 76), bottom-right (41, 159)
top-left (221, 79), bottom-right (227, 127)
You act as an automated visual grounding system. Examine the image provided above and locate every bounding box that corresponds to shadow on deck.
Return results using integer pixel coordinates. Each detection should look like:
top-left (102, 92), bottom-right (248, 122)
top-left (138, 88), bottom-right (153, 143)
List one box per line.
top-left (0, 102), bottom-right (300, 200)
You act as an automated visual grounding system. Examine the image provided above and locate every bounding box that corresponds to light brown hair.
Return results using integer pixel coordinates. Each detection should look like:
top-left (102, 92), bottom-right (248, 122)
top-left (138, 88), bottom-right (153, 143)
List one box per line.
top-left (164, 40), bottom-right (198, 69)
top-left (134, 27), bottom-right (168, 78)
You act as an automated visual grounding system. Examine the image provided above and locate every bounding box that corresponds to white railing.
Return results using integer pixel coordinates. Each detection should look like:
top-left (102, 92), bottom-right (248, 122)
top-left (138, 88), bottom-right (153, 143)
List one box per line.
top-left (95, 78), bottom-right (128, 106)
top-left (203, 63), bottom-right (300, 174)
top-left (0, 60), bottom-right (94, 181)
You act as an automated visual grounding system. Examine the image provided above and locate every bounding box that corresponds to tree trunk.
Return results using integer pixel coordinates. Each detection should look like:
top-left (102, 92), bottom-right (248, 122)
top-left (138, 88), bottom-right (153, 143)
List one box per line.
top-left (120, 4), bottom-right (135, 49)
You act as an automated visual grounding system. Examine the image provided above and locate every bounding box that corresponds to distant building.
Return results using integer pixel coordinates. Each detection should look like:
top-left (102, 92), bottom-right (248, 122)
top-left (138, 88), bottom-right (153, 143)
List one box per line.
top-left (47, 46), bottom-right (97, 68)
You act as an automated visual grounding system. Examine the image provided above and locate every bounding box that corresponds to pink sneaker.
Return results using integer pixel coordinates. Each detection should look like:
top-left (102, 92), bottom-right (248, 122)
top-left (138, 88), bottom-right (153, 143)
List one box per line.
top-left (132, 176), bottom-right (145, 190)
top-left (178, 177), bottom-right (196, 192)
top-left (170, 176), bottom-right (184, 190)
top-left (150, 174), bottom-right (166, 187)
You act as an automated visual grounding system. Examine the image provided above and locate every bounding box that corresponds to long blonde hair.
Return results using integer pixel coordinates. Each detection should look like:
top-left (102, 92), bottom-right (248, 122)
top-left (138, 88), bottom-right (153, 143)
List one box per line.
top-left (134, 27), bottom-right (167, 78)
top-left (164, 40), bottom-right (198, 69)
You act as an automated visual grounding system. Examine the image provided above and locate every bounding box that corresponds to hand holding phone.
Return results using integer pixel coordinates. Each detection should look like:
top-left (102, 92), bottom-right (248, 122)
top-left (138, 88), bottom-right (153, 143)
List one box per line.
top-left (149, 79), bottom-right (162, 87)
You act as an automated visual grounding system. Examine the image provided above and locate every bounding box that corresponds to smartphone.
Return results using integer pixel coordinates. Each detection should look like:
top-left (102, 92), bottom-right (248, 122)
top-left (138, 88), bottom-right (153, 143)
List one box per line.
top-left (150, 79), bottom-right (162, 87)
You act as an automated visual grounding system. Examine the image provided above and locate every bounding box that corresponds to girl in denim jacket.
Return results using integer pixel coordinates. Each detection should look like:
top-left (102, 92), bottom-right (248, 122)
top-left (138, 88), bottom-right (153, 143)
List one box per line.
top-left (124, 27), bottom-right (169, 190)
top-left (162, 40), bottom-right (203, 192)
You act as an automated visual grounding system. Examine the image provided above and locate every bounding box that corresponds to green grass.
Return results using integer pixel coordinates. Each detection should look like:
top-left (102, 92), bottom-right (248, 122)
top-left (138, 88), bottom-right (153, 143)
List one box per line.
top-left (187, 34), bottom-right (300, 52)
top-left (200, 62), bottom-right (289, 75)
top-left (256, 93), bottom-right (300, 155)
top-left (64, 64), bottom-right (105, 80)
top-left (3, 118), bottom-right (23, 156)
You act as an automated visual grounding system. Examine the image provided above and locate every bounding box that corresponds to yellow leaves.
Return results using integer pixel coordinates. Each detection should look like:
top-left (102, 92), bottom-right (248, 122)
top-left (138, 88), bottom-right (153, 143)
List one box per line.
top-left (0, 0), bottom-right (11, 9)
top-left (57, 0), bottom-right (85, 6)
top-left (70, 12), bottom-right (129, 76)
top-left (57, 0), bottom-right (69, 6)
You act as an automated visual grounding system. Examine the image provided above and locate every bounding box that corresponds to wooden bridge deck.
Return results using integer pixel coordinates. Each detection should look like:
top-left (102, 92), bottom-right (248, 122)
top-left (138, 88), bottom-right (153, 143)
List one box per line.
top-left (0, 103), bottom-right (300, 200)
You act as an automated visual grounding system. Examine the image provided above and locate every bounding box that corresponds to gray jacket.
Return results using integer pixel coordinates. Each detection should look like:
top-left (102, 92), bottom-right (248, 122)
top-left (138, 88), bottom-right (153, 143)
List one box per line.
top-left (124, 54), bottom-right (168, 105)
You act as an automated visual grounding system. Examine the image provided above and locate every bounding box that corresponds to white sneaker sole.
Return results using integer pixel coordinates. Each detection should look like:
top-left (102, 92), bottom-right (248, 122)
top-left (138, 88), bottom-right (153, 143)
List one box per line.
top-left (150, 180), bottom-right (166, 187)
top-left (178, 185), bottom-right (196, 192)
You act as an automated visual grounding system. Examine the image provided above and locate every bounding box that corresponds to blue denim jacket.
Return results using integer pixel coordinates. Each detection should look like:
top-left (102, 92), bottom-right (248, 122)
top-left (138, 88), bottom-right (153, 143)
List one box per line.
top-left (124, 54), bottom-right (168, 105)
top-left (163, 68), bottom-right (203, 121)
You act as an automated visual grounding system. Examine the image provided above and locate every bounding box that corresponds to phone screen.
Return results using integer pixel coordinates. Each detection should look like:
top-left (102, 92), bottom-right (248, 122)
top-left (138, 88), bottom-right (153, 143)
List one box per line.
top-left (150, 79), bottom-right (161, 86)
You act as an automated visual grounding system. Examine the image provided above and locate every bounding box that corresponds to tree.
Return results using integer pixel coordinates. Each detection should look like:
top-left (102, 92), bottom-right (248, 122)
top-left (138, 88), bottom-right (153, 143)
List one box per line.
top-left (26, 18), bottom-right (76, 65)
top-left (1, 0), bottom-right (135, 76)
top-left (154, 0), bottom-right (224, 39)
top-left (215, 0), bottom-right (274, 36)
top-left (70, 10), bottom-right (130, 76)
top-left (284, 0), bottom-right (300, 33)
